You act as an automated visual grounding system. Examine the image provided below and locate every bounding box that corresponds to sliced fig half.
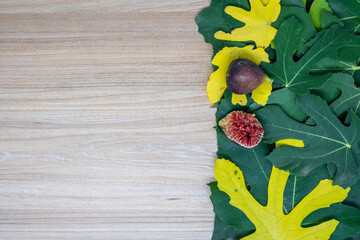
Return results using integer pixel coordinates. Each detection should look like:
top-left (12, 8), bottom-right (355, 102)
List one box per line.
top-left (219, 110), bottom-right (264, 148)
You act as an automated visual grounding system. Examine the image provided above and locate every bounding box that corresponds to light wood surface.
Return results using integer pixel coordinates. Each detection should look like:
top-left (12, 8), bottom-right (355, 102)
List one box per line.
top-left (0, 1), bottom-right (217, 239)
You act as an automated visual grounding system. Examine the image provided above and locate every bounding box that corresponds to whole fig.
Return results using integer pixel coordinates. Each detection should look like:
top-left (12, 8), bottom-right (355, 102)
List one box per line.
top-left (226, 58), bottom-right (267, 94)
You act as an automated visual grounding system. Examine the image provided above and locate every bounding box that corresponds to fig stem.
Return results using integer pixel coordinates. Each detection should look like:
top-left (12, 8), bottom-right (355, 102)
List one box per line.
top-left (264, 75), bottom-right (273, 83)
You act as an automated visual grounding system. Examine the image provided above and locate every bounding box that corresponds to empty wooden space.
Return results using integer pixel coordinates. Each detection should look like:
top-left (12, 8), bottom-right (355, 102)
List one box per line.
top-left (0, 1), bottom-right (216, 239)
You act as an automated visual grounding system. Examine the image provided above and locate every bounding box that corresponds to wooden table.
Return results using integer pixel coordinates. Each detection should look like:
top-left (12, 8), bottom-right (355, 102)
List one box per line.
top-left (0, 1), bottom-right (216, 239)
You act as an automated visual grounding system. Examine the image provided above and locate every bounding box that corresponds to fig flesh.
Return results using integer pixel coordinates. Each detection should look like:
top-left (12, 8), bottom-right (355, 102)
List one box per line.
top-left (226, 58), bottom-right (267, 94)
top-left (219, 110), bottom-right (263, 148)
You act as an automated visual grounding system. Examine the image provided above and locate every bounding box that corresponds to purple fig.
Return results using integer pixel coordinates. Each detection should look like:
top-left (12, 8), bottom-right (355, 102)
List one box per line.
top-left (226, 58), bottom-right (268, 94)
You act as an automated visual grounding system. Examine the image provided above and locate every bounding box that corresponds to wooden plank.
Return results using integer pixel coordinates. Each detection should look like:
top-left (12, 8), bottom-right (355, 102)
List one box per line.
top-left (0, 0), bottom-right (210, 13)
top-left (0, 1), bottom-right (216, 239)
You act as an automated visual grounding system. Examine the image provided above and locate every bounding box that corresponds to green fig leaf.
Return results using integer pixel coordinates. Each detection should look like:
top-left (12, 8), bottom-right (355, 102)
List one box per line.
top-left (273, 6), bottom-right (316, 54)
top-left (311, 35), bottom-right (360, 86)
top-left (262, 17), bottom-right (352, 94)
top-left (312, 73), bottom-right (360, 118)
top-left (304, 203), bottom-right (360, 240)
top-left (211, 215), bottom-right (252, 240)
top-left (321, 9), bottom-right (344, 29)
top-left (281, 0), bottom-right (306, 8)
top-left (249, 88), bottom-right (307, 122)
top-left (344, 179), bottom-right (360, 209)
top-left (328, 0), bottom-right (360, 34)
top-left (195, 0), bottom-right (249, 55)
top-left (256, 94), bottom-right (360, 188)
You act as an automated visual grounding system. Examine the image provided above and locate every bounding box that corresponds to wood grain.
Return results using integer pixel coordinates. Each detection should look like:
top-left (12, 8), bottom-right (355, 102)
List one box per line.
top-left (0, 1), bottom-right (217, 239)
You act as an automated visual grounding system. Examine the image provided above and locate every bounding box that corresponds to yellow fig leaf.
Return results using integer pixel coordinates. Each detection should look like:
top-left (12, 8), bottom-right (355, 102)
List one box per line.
top-left (231, 93), bottom-right (248, 106)
top-left (207, 46), bottom-right (269, 103)
top-left (214, 159), bottom-right (350, 240)
top-left (275, 139), bottom-right (305, 148)
top-left (214, 0), bottom-right (281, 48)
top-left (251, 80), bottom-right (272, 106)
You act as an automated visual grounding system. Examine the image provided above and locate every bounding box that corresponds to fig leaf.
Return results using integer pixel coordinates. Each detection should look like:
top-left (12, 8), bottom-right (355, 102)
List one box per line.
top-left (312, 73), bottom-right (360, 119)
top-left (256, 94), bottom-right (360, 188)
top-left (214, 159), bottom-right (351, 239)
top-left (213, 0), bottom-right (281, 49)
top-left (261, 17), bottom-right (352, 94)
top-left (328, 0), bottom-right (360, 34)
